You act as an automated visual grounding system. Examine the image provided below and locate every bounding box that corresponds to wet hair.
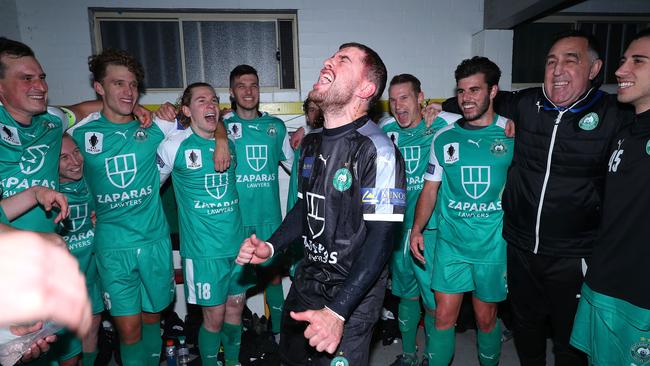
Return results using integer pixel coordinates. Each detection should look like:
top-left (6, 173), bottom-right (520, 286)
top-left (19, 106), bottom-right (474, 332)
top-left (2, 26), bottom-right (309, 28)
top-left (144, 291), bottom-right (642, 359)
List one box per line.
top-left (389, 74), bottom-right (422, 95)
top-left (0, 37), bottom-right (35, 78)
top-left (339, 42), bottom-right (387, 109)
top-left (88, 49), bottom-right (145, 91)
top-left (302, 97), bottom-right (324, 129)
top-left (628, 28), bottom-right (650, 46)
top-left (551, 30), bottom-right (601, 62)
top-left (454, 56), bottom-right (502, 88)
top-left (176, 82), bottom-right (218, 128)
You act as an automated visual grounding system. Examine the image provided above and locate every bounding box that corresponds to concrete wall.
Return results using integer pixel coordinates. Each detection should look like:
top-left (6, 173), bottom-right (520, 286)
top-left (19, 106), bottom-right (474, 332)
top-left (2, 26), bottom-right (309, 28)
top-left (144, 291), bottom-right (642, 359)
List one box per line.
top-left (4, 0), bottom-right (487, 106)
top-left (0, 0), bottom-right (21, 40)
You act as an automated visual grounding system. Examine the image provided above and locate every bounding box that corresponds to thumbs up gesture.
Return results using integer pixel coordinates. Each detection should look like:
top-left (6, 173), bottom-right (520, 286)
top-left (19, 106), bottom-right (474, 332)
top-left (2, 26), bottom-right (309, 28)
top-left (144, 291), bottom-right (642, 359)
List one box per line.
top-left (290, 308), bottom-right (344, 354)
top-left (236, 234), bottom-right (273, 265)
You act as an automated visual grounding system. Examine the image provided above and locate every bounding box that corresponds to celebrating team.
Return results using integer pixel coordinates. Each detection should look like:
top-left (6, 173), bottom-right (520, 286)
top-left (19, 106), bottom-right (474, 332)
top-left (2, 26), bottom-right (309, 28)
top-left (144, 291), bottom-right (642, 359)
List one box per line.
top-left (1, 26), bottom-right (650, 366)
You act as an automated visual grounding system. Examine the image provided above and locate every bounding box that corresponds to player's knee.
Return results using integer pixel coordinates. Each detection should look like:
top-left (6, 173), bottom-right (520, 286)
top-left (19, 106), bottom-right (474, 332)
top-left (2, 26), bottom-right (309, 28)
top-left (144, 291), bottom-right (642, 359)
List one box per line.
top-left (118, 324), bottom-right (142, 344)
top-left (434, 307), bottom-right (457, 330)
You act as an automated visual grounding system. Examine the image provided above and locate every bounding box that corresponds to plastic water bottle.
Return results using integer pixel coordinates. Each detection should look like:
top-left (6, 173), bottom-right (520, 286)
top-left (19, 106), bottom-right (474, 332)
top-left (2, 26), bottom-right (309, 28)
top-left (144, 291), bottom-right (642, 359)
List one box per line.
top-left (165, 339), bottom-right (177, 366)
top-left (177, 336), bottom-right (190, 365)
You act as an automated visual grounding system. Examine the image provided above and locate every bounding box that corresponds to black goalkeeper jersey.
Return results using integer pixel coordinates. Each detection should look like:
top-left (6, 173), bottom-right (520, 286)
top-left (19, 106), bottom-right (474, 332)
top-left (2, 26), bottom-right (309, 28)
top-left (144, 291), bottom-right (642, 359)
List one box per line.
top-left (586, 109), bottom-right (650, 309)
top-left (269, 115), bottom-right (406, 318)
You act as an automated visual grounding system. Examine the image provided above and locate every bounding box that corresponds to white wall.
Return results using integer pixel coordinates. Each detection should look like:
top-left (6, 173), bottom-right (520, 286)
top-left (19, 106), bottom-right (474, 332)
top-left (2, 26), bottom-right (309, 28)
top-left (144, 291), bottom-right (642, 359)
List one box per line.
top-left (6, 0), bottom-right (484, 105)
top-left (0, 0), bottom-right (20, 40)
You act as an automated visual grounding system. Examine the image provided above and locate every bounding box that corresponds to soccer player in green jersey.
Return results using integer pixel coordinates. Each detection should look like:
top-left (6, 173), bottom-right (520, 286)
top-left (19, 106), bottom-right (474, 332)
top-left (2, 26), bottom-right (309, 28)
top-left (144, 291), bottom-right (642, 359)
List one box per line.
top-left (157, 83), bottom-right (251, 366)
top-left (410, 57), bottom-right (513, 366)
top-left (381, 74), bottom-right (460, 366)
top-left (67, 49), bottom-right (178, 366)
top-left (224, 65), bottom-right (293, 338)
top-left (56, 134), bottom-right (104, 366)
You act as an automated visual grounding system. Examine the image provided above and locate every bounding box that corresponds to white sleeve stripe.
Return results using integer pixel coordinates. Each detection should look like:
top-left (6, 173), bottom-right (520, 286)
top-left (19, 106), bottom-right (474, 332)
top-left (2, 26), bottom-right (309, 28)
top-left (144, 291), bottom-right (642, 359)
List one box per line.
top-left (363, 213), bottom-right (404, 222)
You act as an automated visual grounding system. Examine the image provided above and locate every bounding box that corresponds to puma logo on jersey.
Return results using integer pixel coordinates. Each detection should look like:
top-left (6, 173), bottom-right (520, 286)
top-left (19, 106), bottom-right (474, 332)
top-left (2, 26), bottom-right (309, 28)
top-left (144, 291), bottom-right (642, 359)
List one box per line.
top-left (114, 131), bottom-right (128, 139)
top-left (318, 154), bottom-right (328, 165)
top-left (468, 139), bottom-right (481, 148)
top-left (248, 125), bottom-right (260, 131)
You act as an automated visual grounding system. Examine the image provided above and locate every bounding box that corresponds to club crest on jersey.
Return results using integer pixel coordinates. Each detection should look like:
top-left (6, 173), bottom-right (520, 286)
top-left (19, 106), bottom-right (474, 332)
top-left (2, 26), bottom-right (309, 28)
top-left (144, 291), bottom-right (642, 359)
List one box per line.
top-left (646, 139), bottom-right (650, 156)
top-left (387, 132), bottom-right (399, 145)
top-left (185, 149), bottom-right (202, 169)
top-left (490, 139), bottom-right (508, 156)
top-left (44, 121), bottom-right (56, 130)
top-left (333, 168), bottom-right (352, 192)
top-left (65, 203), bottom-right (88, 232)
top-left (134, 128), bottom-right (148, 141)
top-left (204, 173), bottom-right (228, 200)
top-left (267, 125), bottom-right (277, 136)
top-left (85, 132), bottom-right (103, 154)
top-left (228, 123), bottom-right (242, 139)
top-left (105, 153), bottom-right (137, 188)
top-left (578, 112), bottom-right (599, 131)
top-left (306, 192), bottom-right (325, 239)
top-left (20, 145), bottom-right (49, 175)
top-left (0, 124), bottom-right (20, 146)
top-left (330, 355), bottom-right (349, 366)
top-left (461, 166), bottom-right (490, 199)
top-left (630, 339), bottom-right (650, 363)
top-left (246, 145), bottom-right (268, 172)
top-left (401, 146), bottom-right (421, 174)
top-left (443, 142), bottom-right (459, 164)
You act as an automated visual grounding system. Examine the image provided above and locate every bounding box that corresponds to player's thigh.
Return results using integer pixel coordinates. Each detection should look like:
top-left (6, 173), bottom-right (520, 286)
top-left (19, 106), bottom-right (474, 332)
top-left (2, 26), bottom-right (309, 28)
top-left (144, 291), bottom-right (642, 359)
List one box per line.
top-left (472, 262), bottom-right (508, 303)
top-left (391, 230), bottom-right (419, 300)
top-left (138, 239), bottom-right (175, 313)
top-left (431, 253), bottom-right (474, 294)
top-left (95, 247), bottom-right (141, 316)
top-left (413, 229), bottom-right (437, 310)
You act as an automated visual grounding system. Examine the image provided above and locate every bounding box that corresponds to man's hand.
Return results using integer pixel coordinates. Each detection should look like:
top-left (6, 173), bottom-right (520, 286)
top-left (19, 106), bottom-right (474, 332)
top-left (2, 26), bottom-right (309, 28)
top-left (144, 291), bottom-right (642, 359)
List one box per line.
top-left (32, 187), bottom-right (68, 224)
top-left (235, 234), bottom-right (272, 265)
top-left (291, 127), bottom-right (305, 149)
top-left (0, 232), bottom-right (92, 337)
top-left (505, 119), bottom-right (516, 137)
top-left (10, 322), bottom-right (57, 363)
top-left (290, 308), bottom-right (344, 354)
top-left (212, 142), bottom-right (231, 172)
top-left (133, 104), bottom-right (153, 128)
top-left (422, 102), bottom-right (442, 127)
top-left (409, 229), bottom-right (426, 264)
top-left (154, 102), bottom-right (178, 121)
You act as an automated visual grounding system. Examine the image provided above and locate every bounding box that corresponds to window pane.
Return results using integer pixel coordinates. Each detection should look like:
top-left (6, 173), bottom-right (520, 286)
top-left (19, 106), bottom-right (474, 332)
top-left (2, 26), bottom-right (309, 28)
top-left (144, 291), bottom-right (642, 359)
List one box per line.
top-left (183, 21), bottom-right (278, 88)
top-left (99, 20), bottom-right (183, 89)
top-left (278, 19), bottom-right (295, 89)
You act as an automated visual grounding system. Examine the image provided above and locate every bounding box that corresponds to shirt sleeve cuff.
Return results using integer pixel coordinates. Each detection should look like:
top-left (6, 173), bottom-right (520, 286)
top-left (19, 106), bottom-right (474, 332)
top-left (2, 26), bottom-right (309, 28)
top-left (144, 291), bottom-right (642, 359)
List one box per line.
top-left (266, 241), bottom-right (275, 257)
top-left (324, 306), bottom-right (346, 322)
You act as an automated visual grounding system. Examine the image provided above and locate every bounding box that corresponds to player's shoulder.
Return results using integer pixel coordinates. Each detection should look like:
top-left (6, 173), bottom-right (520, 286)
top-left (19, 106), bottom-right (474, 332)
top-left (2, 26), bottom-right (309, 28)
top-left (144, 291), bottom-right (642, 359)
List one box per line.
top-left (378, 116), bottom-right (397, 131)
top-left (432, 122), bottom-right (457, 141)
top-left (436, 111), bottom-right (462, 125)
top-left (160, 128), bottom-right (192, 152)
top-left (68, 111), bottom-right (102, 135)
top-left (358, 118), bottom-right (396, 156)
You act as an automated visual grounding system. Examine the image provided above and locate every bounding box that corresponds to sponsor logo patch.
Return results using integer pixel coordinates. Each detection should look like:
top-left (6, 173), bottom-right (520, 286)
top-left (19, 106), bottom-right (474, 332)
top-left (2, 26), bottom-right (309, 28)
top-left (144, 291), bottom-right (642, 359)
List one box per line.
top-left (85, 132), bottom-right (103, 154)
top-left (443, 142), bottom-right (459, 164)
top-left (228, 123), bottom-right (242, 139)
top-left (185, 149), bottom-right (202, 169)
top-left (302, 156), bottom-right (315, 177)
top-left (461, 166), bottom-right (490, 199)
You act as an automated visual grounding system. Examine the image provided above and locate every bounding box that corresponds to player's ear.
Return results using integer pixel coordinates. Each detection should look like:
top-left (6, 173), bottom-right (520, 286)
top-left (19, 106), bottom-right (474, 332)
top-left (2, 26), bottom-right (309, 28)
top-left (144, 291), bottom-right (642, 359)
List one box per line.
top-left (94, 81), bottom-right (105, 97)
top-left (182, 105), bottom-right (191, 118)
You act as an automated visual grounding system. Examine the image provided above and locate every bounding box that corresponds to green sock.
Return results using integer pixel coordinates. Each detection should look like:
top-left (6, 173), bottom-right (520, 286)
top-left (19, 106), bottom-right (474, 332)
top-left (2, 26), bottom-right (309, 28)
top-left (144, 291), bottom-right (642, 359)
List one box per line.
top-left (141, 322), bottom-right (162, 366)
top-left (265, 283), bottom-right (284, 334)
top-left (398, 298), bottom-right (421, 354)
top-left (199, 324), bottom-right (222, 366)
top-left (424, 311), bottom-right (436, 360)
top-left (428, 326), bottom-right (455, 366)
top-left (221, 322), bottom-right (242, 366)
top-left (477, 322), bottom-right (501, 366)
top-left (120, 341), bottom-right (143, 366)
top-left (82, 350), bottom-right (98, 366)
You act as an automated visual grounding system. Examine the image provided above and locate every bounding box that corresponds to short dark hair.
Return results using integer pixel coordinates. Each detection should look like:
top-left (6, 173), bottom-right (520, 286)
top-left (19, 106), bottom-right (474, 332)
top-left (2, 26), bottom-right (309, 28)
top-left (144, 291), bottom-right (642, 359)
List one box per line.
top-left (551, 30), bottom-right (601, 61)
top-left (176, 82), bottom-right (217, 128)
top-left (389, 74), bottom-right (422, 95)
top-left (0, 37), bottom-right (35, 78)
top-left (339, 42), bottom-right (387, 109)
top-left (88, 49), bottom-right (145, 90)
top-left (628, 28), bottom-right (650, 46)
top-left (454, 56), bottom-right (501, 88)
top-left (302, 97), bottom-right (324, 129)
top-left (229, 64), bottom-right (258, 88)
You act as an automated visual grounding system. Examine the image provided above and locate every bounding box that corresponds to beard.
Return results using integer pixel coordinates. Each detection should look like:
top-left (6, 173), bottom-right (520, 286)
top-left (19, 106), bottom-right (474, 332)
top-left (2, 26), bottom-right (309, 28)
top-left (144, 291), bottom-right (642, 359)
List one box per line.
top-left (308, 80), bottom-right (355, 114)
top-left (462, 94), bottom-right (490, 121)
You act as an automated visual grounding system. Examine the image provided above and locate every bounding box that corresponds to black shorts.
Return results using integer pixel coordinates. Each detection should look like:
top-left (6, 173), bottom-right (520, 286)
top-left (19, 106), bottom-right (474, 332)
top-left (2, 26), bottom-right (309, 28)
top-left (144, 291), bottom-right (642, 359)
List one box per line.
top-left (279, 271), bottom-right (387, 366)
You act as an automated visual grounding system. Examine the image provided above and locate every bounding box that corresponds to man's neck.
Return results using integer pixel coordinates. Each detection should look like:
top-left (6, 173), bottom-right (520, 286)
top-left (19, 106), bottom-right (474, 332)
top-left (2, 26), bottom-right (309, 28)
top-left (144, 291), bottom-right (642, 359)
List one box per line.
top-left (4, 105), bottom-right (34, 125)
top-left (102, 108), bottom-right (132, 124)
top-left (465, 110), bottom-right (495, 127)
top-left (323, 103), bottom-right (367, 129)
top-left (190, 124), bottom-right (214, 140)
top-left (236, 108), bottom-right (259, 120)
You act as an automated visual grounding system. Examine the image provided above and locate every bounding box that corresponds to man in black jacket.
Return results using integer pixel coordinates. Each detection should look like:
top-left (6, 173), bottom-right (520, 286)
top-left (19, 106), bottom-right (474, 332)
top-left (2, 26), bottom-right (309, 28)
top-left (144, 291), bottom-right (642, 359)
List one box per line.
top-left (443, 30), bottom-right (630, 365)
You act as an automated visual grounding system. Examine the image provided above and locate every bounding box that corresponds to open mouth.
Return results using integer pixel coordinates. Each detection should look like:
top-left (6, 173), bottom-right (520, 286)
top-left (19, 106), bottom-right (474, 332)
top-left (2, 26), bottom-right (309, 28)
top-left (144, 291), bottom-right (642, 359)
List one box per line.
top-left (618, 81), bottom-right (634, 89)
top-left (553, 81), bottom-right (569, 88)
top-left (204, 111), bottom-right (217, 122)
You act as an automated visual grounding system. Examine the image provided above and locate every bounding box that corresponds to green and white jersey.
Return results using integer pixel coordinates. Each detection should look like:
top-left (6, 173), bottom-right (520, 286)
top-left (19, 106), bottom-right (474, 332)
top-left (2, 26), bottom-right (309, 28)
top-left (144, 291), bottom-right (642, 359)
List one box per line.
top-left (425, 115), bottom-right (513, 264)
top-left (0, 105), bottom-right (65, 232)
top-left (58, 178), bottom-right (95, 275)
top-left (68, 112), bottom-right (175, 250)
top-left (380, 112), bottom-right (461, 229)
top-left (157, 128), bottom-right (244, 259)
top-left (224, 111), bottom-right (293, 227)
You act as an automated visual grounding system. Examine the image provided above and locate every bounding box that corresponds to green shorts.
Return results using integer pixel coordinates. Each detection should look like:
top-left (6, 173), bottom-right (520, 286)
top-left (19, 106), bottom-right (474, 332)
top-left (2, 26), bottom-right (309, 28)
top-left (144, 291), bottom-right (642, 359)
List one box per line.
top-left (431, 249), bottom-right (507, 302)
top-left (85, 257), bottom-right (105, 314)
top-left (390, 229), bottom-right (437, 310)
top-left (183, 257), bottom-right (256, 306)
top-left (571, 284), bottom-right (650, 365)
top-left (28, 329), bottom-right (81, 365)
top-left (96, 238), bottom-right (175, 316)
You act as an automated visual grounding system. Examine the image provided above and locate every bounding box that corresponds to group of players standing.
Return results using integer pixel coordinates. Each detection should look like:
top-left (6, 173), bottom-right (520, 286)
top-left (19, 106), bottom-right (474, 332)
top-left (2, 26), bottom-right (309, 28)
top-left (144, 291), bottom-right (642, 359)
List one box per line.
top-left (1, 25), bottom-right (650, 366)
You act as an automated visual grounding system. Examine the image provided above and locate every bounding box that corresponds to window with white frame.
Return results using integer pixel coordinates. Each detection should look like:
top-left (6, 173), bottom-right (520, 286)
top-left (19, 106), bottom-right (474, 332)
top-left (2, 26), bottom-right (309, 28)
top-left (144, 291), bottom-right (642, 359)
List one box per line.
top-left (91, 10), bottom-right (298, 91)
top-left (512, 15), bottom-right (650, 86)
